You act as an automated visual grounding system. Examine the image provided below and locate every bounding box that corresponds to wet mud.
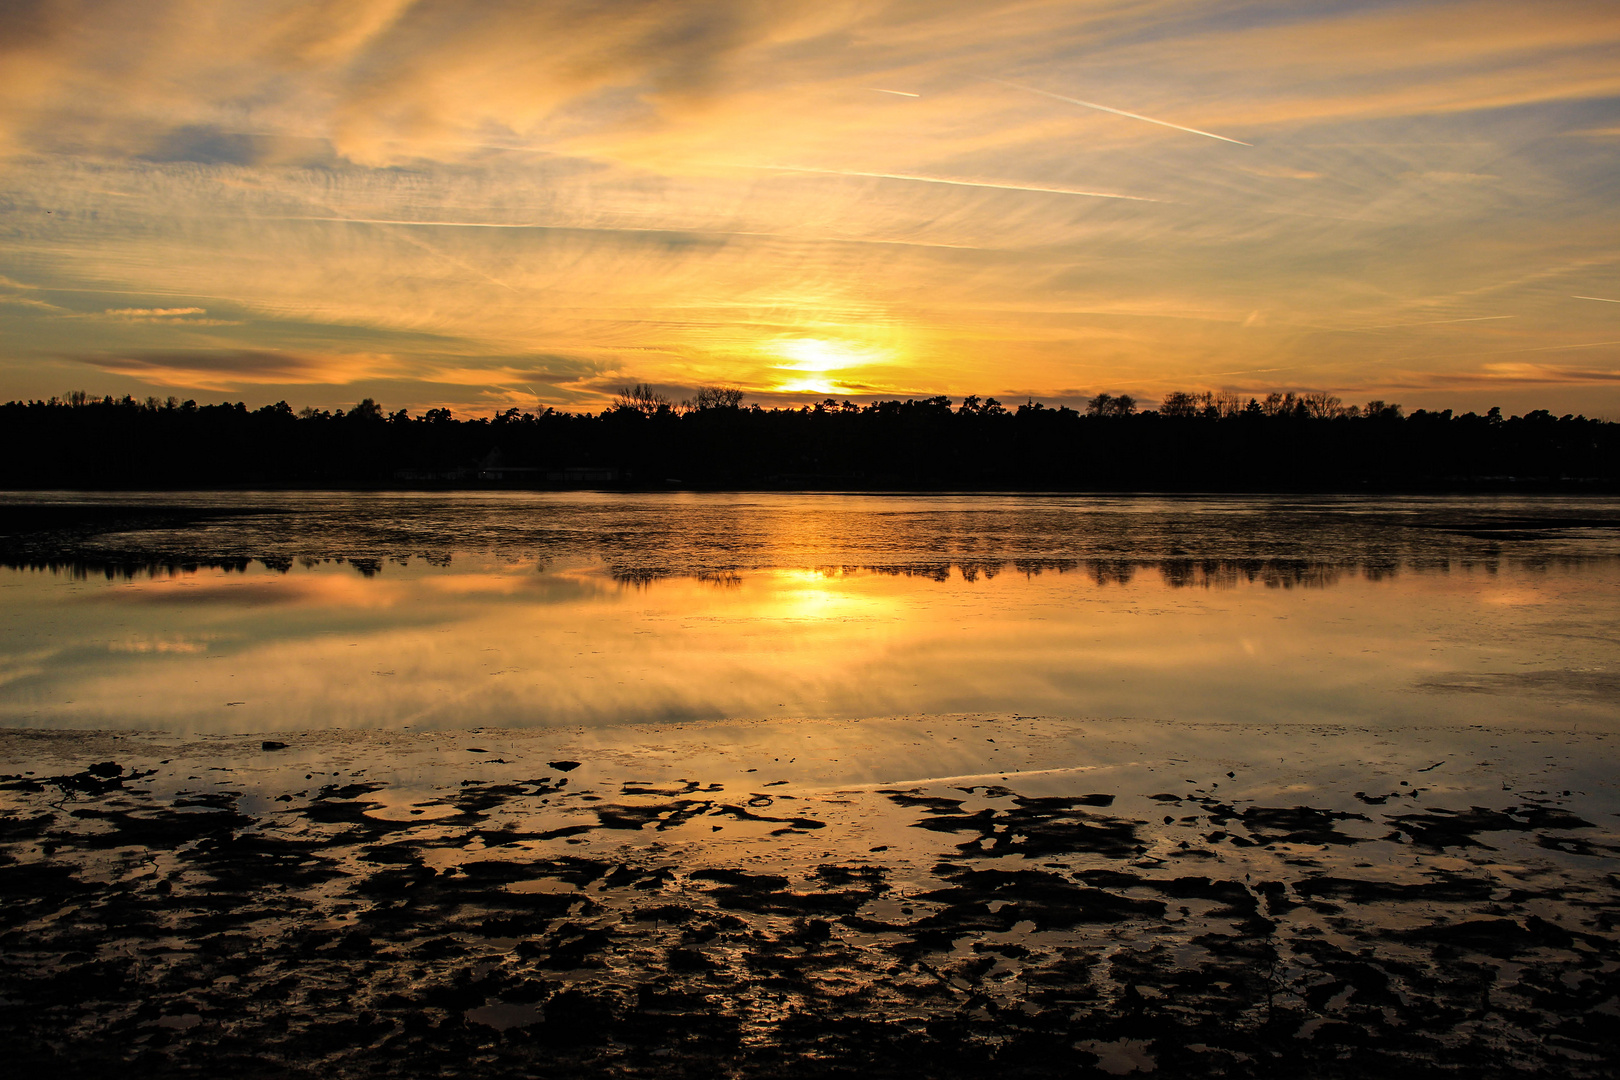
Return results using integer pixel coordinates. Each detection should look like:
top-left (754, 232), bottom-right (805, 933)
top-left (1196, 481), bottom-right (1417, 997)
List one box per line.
top-left (2, 730), bottom-right (1617, 1078)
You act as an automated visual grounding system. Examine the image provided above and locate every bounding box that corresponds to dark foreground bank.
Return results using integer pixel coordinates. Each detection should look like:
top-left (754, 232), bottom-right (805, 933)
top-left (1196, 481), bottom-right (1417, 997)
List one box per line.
top-left (1, 720), bottom-right (1616, 1079)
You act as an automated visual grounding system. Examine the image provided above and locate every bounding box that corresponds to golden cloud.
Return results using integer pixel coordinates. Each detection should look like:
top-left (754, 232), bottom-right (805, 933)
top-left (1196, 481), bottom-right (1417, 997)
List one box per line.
top-left (71, 348), bottom-right (397, 391)
top-left (0, 1), bottom-right (1612, 169)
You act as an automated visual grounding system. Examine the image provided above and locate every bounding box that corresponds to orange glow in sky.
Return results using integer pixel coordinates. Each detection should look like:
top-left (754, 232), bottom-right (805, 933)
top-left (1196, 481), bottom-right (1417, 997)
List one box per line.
top-left (0, 2), bottom-right (1618, 416)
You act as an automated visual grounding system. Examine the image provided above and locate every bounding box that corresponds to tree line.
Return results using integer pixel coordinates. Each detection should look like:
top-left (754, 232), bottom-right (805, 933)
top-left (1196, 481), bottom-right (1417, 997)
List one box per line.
top-left (1, 387), bottom-right (1614, 490)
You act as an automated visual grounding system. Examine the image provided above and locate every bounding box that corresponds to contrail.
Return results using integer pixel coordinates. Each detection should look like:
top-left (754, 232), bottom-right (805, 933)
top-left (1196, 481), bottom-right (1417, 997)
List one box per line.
top-left (755, 165), bottom-right (1160, 202)
top-left (278, 195), bottom-right (519, 292)
top-left (1574, 295), bottom-right (1620, 304)
top-left (869, 88), bottom-right (920, 97)
top-left (1363, 314), bottom-right (1517, 330)
top-left (1529, 339), bottom-right (1620, 351)
top-left (374, 223), bottom-right (519, 293)
top-left (1179, 365), bottom-right (1295, 378)
top-left (991, 78), bottom-right (1251, 146)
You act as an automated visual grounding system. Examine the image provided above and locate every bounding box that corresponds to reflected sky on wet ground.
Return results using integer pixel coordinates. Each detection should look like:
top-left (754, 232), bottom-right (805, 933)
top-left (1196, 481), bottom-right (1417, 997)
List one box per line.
top-left (5, 494), bottom-right (1620, 1077)
top-left (2, 492), bottom-right (1617, 733)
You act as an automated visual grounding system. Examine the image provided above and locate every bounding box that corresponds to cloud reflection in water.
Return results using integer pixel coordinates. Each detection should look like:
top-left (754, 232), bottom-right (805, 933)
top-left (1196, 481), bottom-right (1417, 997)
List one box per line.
top-left (3, 554), bottom-right (1616, 734)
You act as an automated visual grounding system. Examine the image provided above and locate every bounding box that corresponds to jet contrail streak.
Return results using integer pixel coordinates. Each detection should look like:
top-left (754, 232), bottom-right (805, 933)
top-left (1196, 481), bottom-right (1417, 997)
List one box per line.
top-left (1179, 365), bottom-right (1295, 378)
top-left (991, 78), bottom-right (1250, 146)
top-left (756, 165), bottom-right (1160, 202)
top-left (1529, 340), bottom-right (1620, 351)
top-left (869, 88), bottom-right (920, 97)
top-left (1363, 315), bottom-right (1517, 330)
top-left (1574, 295), bottom-right (1620, 304)
top-left (280, 193), bottom-right (521, 292)
top-left (371, 222), bottom-right (519, 292)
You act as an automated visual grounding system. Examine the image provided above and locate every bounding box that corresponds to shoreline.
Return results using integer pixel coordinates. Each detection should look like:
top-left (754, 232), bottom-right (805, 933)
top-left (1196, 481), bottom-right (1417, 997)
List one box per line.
top-left (4, 715), bottom-right (1616, 1076)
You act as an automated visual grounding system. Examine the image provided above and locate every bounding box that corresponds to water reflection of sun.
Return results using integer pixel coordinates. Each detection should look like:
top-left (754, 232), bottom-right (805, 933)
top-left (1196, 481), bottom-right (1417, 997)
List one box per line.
top-left (772, 337), bottom-right (880, 395)
top-left (774, 569), bottom-right (880, 621)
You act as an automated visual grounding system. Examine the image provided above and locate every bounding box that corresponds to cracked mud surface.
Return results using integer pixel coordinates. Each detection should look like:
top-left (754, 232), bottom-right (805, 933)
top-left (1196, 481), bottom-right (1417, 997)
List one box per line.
top-left (2, 721), bottom-right (1617, 1078)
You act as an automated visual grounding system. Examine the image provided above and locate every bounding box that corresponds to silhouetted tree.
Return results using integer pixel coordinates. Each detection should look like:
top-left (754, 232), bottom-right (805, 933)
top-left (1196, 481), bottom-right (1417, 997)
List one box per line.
top-left (689, 386), bottom-right (744, 411)
top-left (1160, 392), bottom-right (1198, 417)
top-left (0, 387), bottom-right (1613, 491)
top-left (1088, 393), bottom-right (1136, 417)
top-left (614, 384), bottom-right (671, 416)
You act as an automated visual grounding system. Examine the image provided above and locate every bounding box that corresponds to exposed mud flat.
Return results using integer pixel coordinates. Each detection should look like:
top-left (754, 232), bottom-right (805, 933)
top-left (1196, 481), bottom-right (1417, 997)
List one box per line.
top-left (2, 716), bottom-right (1617, 1078)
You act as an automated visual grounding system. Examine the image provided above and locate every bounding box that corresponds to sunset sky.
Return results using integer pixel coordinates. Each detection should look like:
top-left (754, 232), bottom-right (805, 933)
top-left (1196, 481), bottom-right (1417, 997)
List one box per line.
top-left (2, 0), bottom-right (1619, 417)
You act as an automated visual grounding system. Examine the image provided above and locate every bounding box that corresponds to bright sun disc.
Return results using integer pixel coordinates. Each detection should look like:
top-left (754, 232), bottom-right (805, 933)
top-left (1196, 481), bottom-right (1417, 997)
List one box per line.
top-left (778, 338), bottom-right (860, 373)
top-left (772, 337), bottom-right (882, 394)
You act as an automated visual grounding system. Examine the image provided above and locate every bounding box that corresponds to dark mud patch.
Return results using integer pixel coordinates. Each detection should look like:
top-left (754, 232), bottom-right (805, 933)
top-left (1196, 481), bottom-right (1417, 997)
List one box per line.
top-left (1, 759), bottom-right (1616, 1079)
top-left (900, 791), bottom-right (1144, 859)
top-left (1390, 804), bottom-right (1597, 849)
top-left (1235, 804), bottom-right (1374, 845)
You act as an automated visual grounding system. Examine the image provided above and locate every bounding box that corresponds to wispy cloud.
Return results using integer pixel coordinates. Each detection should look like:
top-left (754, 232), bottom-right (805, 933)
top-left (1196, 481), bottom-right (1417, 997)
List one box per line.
top-left (0, 294), bottom-right (67, 312)
top-left (1445, 363), bottom-right (1620, 386)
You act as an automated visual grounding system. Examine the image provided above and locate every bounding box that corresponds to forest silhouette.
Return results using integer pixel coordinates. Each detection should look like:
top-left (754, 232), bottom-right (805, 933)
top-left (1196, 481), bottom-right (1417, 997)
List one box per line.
top-left (2, 388), bottom-right (1614, 490)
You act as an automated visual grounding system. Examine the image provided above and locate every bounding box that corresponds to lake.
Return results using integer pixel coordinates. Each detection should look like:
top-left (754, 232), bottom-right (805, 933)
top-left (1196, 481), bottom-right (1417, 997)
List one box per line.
top-left (3, 491), bottom-right (1619, 1076)
top-left (3, 491), bottom-right (1618, 734)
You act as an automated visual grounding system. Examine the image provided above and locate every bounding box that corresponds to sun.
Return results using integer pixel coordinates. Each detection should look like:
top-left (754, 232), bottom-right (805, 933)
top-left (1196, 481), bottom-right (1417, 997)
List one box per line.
top-left (772, 337), bottom-right (879, 395)
top-left (779, 338), bottom-right (858, 373)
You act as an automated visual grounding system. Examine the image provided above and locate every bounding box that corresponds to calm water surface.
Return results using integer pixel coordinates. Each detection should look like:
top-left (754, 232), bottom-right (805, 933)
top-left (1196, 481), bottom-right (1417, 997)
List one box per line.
top-left (3, 492), bottom-right (1618, 733)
